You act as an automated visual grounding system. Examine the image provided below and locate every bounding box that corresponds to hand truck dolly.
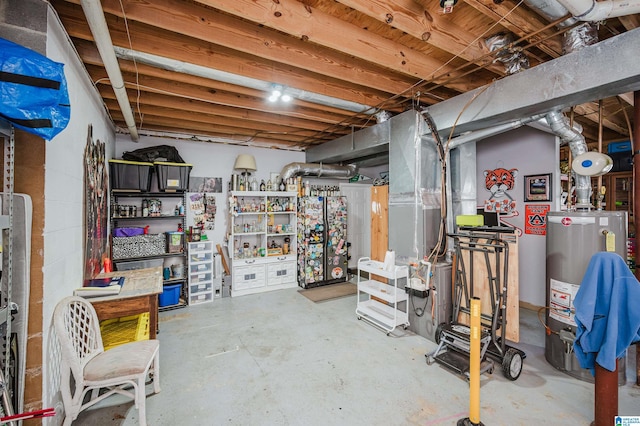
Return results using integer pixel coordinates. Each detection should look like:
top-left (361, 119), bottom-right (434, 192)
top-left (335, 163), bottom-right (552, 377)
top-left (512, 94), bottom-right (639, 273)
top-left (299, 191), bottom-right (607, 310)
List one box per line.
top-left (426, 230), bottom-right (526, 381)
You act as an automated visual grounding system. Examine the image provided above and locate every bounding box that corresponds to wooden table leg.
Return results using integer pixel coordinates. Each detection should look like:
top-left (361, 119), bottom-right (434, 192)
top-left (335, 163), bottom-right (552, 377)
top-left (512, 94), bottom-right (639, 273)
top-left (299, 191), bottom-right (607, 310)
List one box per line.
top-left (149, 295), bottom-right (158, 338)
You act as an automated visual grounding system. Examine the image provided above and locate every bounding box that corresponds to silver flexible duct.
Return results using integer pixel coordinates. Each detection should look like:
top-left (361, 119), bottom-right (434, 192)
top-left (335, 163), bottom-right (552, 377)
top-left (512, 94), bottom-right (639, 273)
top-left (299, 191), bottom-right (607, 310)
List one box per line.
top-left (279, 162), bottom-right (358, 181)
top-left (545, 111), bottom-right (592, 208)
top-left (484, 33), bottom-right (530, 75)
top-left (563, 22), bottom-right (599, 54)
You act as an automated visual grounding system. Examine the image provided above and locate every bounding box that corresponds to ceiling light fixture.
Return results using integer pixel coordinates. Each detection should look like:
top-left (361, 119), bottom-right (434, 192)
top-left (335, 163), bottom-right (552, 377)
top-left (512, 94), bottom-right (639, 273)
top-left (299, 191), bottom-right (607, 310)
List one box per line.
top-left (268, 84), bottom-right (292, 103)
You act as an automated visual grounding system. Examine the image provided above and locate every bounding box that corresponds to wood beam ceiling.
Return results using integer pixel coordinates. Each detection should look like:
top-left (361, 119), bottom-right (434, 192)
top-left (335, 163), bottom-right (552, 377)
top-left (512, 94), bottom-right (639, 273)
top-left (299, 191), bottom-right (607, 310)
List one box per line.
top-left (50, 0), bottom-right (637, 149)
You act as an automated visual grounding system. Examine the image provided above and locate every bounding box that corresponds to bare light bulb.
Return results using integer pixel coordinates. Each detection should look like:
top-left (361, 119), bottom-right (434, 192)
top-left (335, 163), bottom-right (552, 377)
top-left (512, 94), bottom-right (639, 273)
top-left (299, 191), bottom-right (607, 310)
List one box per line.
top-left (281, 93), bottom-right (292, 102)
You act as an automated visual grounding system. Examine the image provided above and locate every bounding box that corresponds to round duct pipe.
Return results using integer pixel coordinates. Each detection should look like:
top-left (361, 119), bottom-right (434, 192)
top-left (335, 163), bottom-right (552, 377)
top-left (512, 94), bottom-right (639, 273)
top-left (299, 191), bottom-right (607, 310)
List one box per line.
top-left (545, 110), bottom-right (593, 209)
top-left (279, 163), bottom-right (358, 181)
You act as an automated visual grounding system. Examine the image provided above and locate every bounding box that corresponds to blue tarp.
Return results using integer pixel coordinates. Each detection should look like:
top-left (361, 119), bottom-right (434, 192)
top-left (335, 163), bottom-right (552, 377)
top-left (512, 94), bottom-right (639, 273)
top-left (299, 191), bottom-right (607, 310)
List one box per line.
top-left (573, 252), bottom-right (640, 374)
top-left (0, 37), bottom-right (70, 139)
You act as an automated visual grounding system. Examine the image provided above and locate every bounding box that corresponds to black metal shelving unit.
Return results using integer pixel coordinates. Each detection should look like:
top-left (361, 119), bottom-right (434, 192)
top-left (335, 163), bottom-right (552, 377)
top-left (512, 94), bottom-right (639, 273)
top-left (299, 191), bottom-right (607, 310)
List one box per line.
top-left (110, 190), bottom-right (188, 311)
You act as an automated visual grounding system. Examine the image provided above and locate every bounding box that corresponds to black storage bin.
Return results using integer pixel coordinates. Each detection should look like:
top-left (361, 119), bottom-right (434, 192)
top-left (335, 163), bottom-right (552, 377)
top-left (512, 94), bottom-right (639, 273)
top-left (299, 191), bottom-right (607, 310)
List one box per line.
top-left (109, 160), bottom-right (153, 191)
top-left (610, 151), bottom-right (632, 172)
top-left (154, 161), bottom-right (192, 192)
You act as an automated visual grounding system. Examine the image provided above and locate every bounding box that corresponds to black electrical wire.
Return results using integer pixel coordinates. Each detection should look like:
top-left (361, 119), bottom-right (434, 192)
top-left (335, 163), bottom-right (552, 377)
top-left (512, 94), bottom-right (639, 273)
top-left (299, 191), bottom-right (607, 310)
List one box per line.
top-left (409, 289), bottom-right (429, 317)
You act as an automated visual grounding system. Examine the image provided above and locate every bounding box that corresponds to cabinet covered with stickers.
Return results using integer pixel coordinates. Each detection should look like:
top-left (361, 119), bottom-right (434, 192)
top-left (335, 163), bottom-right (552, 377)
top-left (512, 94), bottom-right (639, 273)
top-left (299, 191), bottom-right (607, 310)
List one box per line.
top-left (297, 195), bottom-right (348, 289)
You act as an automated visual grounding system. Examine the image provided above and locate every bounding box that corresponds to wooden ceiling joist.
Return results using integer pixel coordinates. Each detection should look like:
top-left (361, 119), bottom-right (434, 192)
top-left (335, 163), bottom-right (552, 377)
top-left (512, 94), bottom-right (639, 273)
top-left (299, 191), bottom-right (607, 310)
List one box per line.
top-left (55, 0), bottom-right (398, 109)
top-left (194, 0), bottom-right (493, 92)
top-left (50, 0), bottom-right (637, 148)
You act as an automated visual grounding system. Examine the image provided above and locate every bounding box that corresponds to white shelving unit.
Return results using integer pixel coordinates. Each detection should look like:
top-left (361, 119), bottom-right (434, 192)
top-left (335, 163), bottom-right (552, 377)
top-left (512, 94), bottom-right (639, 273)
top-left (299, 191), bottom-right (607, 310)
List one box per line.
top-left (355, 257), bottom-right (409, 335)
top-left (188, 241), bottom-right (214, 305)
top-left (229, 191), bottom-right (297, 297)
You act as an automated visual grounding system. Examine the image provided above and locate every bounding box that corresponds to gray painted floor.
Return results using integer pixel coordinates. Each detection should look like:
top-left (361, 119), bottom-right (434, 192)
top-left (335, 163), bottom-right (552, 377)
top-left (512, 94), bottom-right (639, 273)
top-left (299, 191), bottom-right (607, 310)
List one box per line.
top-left (75, 286), bottom-right (639, 425)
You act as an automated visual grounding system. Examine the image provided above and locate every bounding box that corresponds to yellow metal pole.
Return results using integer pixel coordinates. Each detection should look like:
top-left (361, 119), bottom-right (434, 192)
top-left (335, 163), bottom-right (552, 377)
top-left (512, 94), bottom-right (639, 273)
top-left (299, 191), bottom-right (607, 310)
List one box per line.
top-left (458, 297), bottom-right (484, 426)
top-left (469, 297), bottom-right (481, 424)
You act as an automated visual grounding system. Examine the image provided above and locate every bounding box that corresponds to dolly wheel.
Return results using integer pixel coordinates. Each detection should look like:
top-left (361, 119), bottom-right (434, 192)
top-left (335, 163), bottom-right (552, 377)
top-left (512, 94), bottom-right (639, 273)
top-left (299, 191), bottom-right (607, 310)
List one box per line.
top-left (502, 348), bottom-right (523, 381)
top-left (435, 323), bottom-right (446, 345)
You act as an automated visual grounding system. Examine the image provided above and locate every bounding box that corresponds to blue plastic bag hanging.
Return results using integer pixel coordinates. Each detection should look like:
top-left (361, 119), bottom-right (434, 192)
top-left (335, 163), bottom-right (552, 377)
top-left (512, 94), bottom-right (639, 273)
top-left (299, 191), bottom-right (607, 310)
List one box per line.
top-left (0, 37), bottom-right (70, 140)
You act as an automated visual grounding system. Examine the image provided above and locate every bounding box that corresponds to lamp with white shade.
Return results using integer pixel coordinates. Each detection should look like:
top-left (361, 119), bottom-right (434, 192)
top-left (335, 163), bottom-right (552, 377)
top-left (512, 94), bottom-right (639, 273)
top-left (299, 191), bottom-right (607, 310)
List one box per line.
top-left (234, 154), bottom-right (257, 191)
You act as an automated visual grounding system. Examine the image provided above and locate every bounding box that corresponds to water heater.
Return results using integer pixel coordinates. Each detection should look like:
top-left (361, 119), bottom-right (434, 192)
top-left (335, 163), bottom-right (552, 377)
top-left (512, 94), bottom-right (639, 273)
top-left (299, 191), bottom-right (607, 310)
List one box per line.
top-left (545, 211), bottom-right (627, 383)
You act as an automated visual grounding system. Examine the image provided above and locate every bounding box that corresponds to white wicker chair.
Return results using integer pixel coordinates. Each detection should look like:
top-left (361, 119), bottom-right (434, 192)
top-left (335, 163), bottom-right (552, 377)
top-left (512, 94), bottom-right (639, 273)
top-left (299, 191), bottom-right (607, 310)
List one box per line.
top-left (53, 296), bottom-right (160, 425)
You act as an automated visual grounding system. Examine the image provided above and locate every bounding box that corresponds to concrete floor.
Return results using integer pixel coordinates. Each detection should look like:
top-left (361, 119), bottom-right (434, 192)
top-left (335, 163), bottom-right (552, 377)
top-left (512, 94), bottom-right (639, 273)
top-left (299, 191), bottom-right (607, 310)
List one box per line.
top-left (75, 285), bottom-right (639, 425)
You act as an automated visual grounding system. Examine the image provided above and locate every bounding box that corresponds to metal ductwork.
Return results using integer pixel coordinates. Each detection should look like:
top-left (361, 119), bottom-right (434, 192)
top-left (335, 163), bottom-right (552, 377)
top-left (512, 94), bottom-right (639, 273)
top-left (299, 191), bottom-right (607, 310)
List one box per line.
top-left (306, 29), bottom-right (640, 166)
top-left (279, 162), bottom-right (358, 181)
top-left (545, 110), bottom-right (591, 208)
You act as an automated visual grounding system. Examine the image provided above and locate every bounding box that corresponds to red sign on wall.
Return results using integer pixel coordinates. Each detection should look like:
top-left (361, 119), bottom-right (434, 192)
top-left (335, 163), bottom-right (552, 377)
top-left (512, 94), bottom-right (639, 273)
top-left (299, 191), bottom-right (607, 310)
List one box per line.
top-left (525, 204), bottom-right (551, 235)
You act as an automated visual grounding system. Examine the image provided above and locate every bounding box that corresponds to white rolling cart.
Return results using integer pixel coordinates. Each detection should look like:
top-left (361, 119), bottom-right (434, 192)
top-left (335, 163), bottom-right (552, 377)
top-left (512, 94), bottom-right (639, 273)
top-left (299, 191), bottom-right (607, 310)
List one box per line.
top-left (355, 257), bottom-right (409, 335)
top-left (188, 241), bottom-right (215, 305)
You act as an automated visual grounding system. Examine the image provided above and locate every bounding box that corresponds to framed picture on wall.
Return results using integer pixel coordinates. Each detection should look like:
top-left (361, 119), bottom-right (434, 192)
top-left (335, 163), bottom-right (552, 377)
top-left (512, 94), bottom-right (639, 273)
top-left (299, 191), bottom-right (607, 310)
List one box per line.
top-left (524, 173), bottom-right (552, 202)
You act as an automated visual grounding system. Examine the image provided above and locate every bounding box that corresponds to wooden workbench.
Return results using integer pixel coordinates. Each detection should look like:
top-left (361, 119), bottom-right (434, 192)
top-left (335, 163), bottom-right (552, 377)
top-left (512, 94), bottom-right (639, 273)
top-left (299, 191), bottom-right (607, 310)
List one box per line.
top-left (90, 266), bottom-right (163, 339)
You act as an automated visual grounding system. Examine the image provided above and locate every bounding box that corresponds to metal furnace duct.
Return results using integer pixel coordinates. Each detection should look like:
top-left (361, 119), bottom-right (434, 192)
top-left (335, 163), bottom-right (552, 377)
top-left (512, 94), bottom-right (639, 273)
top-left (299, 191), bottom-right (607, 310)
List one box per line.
top-left (388, 111), bottom-right (442, 261)
top-left (545, 110), bottom-right (592, 208)
top-left (279, 163), bottom-right (357, 181)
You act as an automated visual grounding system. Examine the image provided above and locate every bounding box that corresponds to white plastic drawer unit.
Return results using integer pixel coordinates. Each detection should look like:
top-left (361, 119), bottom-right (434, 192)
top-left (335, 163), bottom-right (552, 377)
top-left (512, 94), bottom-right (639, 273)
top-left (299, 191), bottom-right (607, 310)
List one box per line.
top-left (189, 292), bottom-right (213, 305)
top-left (190, 282), bottom-right (213, 294)
top-left (189, 262), bottom-right (212, 275)
top-left (233, 264), bottom-right (265, 290)
top-left (267, 261), bottom-right (296, 286)
top-left (190, 241), bottom-right (213, 252)
top-left (190, 250), bottom-right (213, 264)
top-left (189, 271), bottom-right (212, 284)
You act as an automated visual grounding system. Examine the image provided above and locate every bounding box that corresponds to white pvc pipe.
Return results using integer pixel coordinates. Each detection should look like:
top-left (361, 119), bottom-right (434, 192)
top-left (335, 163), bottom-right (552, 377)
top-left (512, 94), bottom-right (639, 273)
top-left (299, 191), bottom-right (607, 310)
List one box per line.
top-left (80, 0), bottom-right (139, 140)
top-left (556, 0), bottom-right (640, 21)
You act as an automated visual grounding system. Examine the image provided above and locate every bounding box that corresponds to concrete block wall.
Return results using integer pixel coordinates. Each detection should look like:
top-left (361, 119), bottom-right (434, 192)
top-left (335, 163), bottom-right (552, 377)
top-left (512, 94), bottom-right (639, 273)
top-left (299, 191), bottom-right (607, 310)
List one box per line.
top-left (0, 0), bottom-right (47, 54)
